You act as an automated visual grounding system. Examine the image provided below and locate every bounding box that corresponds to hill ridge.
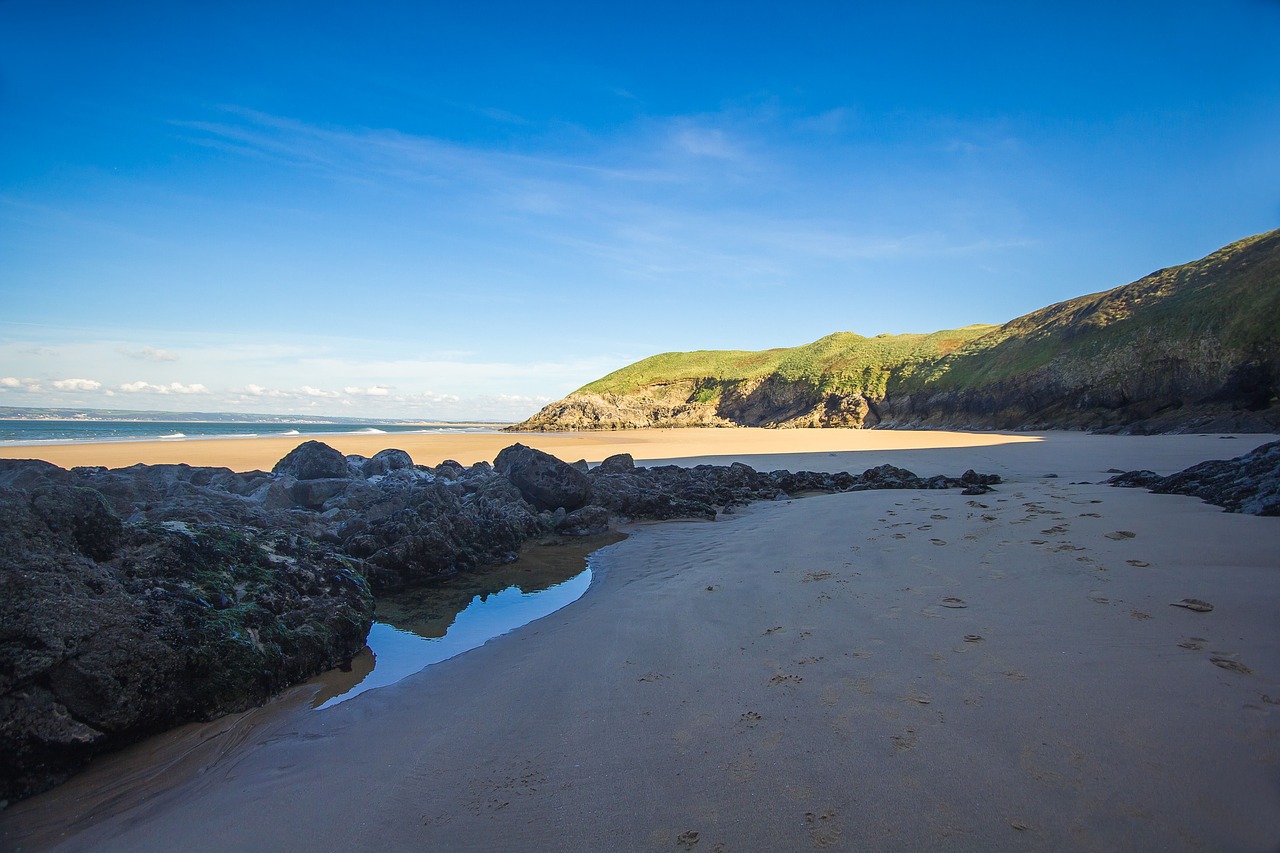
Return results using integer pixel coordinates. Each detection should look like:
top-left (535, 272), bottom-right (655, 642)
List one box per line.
top-left (513, 229), bottom-right (1280, 433)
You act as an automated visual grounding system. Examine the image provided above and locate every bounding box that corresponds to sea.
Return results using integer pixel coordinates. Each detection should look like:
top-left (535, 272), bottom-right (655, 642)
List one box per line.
top-left (0, 420), bottom-right (499, 447)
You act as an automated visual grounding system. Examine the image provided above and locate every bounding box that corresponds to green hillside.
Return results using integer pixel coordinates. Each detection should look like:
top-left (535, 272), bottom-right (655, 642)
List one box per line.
top-left (516, 228), bottom-right (1280, 432)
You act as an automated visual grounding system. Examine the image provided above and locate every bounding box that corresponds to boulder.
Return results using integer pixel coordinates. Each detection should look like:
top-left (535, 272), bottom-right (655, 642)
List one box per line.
top-left (361, 449), bottom-right (414, 478)
top-left (272, 441), bottom-right (351, 480)
top-left (597, 453), bottom-right (636, 474)
top-left (492, 444), bottom-right (591, 512)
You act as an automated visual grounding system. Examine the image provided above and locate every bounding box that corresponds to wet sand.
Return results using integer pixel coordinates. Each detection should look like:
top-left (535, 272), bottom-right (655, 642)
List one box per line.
top-left (3, 431), bottom-right (1279, 850)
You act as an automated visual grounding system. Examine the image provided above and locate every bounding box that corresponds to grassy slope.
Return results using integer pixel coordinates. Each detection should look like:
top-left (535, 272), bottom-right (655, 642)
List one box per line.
top-left (580, 326), bottom-right (997, 400)
top-left (576, 229), bottom-right (1280, 402)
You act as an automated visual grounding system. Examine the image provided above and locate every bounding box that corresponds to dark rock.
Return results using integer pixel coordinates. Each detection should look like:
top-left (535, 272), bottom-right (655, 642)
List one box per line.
top-left (434, 459), bottom-right (466, 479)
top-left (570, 459), bottom-right (590, 473)
top-left (1108, 470), bottom-right (1163, 488)
top-left (556, 505), bottom-right (611, 536)
top-left (286, 477), bottom-right (352, 510)
top-left (361, 448), bottom-right (414, 478)
top-left (272, 441), bottom-right (352, 480)
top-left (0, 489), bottom-right (373, 803)
top-left (493, 443), bottom-right (591, 512)
top-left (1111, 440), bottom-right (1280, 515)
top-left (597, 453), bottom-right (635, 474)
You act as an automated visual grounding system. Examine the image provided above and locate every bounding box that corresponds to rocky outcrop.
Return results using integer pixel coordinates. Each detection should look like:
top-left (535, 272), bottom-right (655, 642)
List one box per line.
top-left (1109, 440), bottom-right (1280, 515)
top-left (0, 441), bottom-right (1002, 802)
top-left (0, 473), bottom-right (373, 804)
top-left (512, 229), bottom-right (1280, 434)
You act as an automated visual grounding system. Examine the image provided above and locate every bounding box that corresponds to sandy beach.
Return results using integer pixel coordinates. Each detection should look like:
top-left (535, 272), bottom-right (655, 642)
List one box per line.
top-left (2, 430), bottom-right (1278, 851)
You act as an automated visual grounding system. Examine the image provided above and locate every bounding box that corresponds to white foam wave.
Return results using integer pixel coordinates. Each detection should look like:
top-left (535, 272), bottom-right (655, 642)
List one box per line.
top-left (158, 432), bottom-right (186, 440)
top-left (352, 428), bottom-right (387, 434)
top-left (279, 429), bottom-right (302, 436)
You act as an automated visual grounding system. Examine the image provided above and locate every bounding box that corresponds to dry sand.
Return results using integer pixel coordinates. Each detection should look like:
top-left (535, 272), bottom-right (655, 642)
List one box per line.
top-left (2, 430), bottom-right (1279, 851)
top-left (0, 426), bottom-right (1042, 472)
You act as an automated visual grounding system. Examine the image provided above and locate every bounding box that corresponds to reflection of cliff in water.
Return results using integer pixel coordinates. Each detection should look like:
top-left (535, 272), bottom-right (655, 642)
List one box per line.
top-left (311, 531), bottom-right (625, 709)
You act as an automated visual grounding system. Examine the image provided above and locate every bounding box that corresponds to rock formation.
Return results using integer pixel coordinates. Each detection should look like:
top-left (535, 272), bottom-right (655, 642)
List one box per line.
top-left (1109, 439), bottom-right (1280, 515)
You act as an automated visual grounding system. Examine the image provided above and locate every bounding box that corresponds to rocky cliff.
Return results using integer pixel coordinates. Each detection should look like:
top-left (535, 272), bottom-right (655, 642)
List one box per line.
top-left (513, 229), bottom-right (1280, 433)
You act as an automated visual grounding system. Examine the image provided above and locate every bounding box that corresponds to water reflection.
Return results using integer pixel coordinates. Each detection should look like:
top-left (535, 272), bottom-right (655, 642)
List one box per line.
top-left (313, 532), bottom-right (623, 709)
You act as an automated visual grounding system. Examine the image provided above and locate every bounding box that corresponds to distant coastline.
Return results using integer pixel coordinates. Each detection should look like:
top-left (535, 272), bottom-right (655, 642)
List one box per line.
top-left (0, 418), bottom-right (505, 447)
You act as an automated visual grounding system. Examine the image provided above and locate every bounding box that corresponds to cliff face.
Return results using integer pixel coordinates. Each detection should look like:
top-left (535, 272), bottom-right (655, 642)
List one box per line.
top-left (513, 229), bottom-right (1280, 433)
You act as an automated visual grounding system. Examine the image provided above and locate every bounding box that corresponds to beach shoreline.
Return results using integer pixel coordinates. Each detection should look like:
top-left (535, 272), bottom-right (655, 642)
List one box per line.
top-left (2, 430), bottom-right (1278, 851)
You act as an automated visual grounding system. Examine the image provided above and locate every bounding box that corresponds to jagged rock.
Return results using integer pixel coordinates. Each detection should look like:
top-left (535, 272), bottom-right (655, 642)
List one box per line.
top-left (493, 443), bottom-right (591, 512)
top-left (556, 505), bottom-right (611, 536)
top-left (1111, 440), bottom-right (1280, 514)
top-left (273, 440), bottom-right (353, 480)
top-left (0, 485), bottom-right (373, 803)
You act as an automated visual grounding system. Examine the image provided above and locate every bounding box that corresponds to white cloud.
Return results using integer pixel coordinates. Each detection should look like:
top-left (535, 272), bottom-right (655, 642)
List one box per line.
top-left (0, 376), bottom-right (43, 391)
top-left (52, 378), bottom-right (102, 391)
top-left (118, 380), bottom-right (210, 394)
top-left (298, 385), bottom-right (341, 398)
top-left (343, 385), bottom-right (393, 397)
top-left (119, 345), bottom-right (180, 362)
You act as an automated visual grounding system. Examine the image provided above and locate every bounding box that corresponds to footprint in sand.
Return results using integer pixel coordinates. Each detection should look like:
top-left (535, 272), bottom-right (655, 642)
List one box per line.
top-left (805, 810), bottom-right (843, 848)
top-left (1087, 592), bottom-right (1110, 604)
top-left (1129, 609), bottom-right (1152, 621)
top-left (676, 830), bottom-right (700, 848)
top-left (892, 533), bottom-right (907, 539)
top-left (1041, 525), bottom-right (1068, 535)
top-left (930, 538), bottom-right (947, 546)
top-left (1170, 598), bottom-right (1214, 612)
top-left (802, 571), bottom-right (834, 582)
top-left (967, 500), bottom-right (989, 509)
top-left (1177, 637), bottom-right (1207, 650)
top-left (770, 673), bottom-right (803, 685)
top-left (981, 514), bottom-right (998, 521)
top-left (917, 524), bottom-right (933, 531)
top-left (1126, 559), bottom-right (1151, 567)
top-left (1079, 512), bottom-right (1102, 518)
top-left (940, 596), bottom-right (967, 608)
top-left (638, 672), bottom-right (667, 683)
top-left (1211, 657), bottom-right (1253, 675)
top-left (1105, 530), bottom-right (1137, 540)
top-left (739, 710), bottom-right (763, 726)
top-left (763, 626), bottom-right (785, 635)
top-left (930, 514), bottom-right (948, 520)
top-left (890, 729), bottom-right (918, 751)
top-left (963, 634), bottom-right (984, 643)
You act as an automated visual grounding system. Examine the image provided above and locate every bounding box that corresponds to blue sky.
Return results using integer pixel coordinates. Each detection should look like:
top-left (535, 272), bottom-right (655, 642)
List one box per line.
top-left (2, 0), bottom-right (1278, 421)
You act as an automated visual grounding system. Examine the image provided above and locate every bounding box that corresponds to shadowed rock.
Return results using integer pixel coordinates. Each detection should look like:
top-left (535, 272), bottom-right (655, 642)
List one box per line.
top-left (273, 440), bottom-right (353, 480)
top-left (493, 443), bottom-right (592, 512)
top-left (1110, 440), bottom-right (1280, 514)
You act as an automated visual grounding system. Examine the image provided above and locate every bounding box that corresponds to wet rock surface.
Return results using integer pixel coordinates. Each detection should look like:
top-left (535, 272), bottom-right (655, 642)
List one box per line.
top-left (0, 442), bottom-right (1000, 802)
top-left (1109, 439), bottom-right (1280, 515)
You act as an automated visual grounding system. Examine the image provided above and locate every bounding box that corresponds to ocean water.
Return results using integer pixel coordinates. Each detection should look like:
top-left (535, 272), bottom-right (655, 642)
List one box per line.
top-left (0, 420), bottom-right (498, 446)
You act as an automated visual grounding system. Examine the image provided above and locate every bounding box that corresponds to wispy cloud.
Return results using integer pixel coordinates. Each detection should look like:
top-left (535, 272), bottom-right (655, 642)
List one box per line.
top-left (119, 345), bottom-right (180, 362)
top-left (118, 380), bottom-right (210, 394)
